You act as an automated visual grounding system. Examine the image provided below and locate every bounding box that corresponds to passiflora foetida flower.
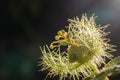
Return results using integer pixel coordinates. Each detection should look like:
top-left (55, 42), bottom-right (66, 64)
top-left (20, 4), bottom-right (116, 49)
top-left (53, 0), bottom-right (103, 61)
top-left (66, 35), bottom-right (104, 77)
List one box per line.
top-left (38, 14), bottom-right (116, 80)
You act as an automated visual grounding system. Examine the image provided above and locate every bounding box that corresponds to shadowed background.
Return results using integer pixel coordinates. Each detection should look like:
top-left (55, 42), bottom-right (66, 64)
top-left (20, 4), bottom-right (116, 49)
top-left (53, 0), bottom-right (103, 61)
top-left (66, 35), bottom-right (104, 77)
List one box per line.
top-left (0, 0), bottom-right (120, 80)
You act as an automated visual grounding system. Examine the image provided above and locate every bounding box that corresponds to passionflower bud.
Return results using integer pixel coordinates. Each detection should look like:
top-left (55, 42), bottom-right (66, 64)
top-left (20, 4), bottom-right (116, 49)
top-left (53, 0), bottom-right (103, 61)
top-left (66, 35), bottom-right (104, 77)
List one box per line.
top-left (39, 14), bottom-right (116, 80)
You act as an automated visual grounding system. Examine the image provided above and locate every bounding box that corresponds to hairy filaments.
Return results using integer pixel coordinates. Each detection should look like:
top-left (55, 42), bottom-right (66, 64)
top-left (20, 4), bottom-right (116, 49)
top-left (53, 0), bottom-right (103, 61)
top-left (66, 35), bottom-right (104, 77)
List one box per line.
top-left (39, 14), bottom-right (116, 80)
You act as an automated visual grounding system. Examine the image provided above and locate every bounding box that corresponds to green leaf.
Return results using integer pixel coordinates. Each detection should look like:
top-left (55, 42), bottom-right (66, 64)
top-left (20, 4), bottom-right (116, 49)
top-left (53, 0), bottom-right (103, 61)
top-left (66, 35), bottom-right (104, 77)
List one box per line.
top-left (84, 56), bottom-right (120, 80)
top-left (104, 56), bottom-right (120, 68)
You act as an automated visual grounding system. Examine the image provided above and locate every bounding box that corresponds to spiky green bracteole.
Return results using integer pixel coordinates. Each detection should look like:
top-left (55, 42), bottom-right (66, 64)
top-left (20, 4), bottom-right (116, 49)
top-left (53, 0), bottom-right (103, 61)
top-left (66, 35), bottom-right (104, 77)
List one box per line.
top-left (39, 14), bottom-right (116, 80)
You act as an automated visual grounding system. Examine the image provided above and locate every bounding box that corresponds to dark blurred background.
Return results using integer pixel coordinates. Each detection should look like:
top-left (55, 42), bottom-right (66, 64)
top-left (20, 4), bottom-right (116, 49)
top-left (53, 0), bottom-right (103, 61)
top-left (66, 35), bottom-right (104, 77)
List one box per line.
top-left (0, 0), bottom-right (120, 80)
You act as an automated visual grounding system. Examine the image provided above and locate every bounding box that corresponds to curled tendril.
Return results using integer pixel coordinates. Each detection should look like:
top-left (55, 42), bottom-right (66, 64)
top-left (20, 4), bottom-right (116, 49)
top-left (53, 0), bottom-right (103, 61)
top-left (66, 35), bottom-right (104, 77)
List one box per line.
top-left (39, 14), bottom-right (116, 80)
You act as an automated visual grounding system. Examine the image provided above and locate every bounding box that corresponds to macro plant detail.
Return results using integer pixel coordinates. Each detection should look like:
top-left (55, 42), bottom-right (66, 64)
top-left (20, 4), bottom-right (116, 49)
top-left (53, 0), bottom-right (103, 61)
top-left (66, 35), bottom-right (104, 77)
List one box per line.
top-left (38, 14), bottom-right (120, 80)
